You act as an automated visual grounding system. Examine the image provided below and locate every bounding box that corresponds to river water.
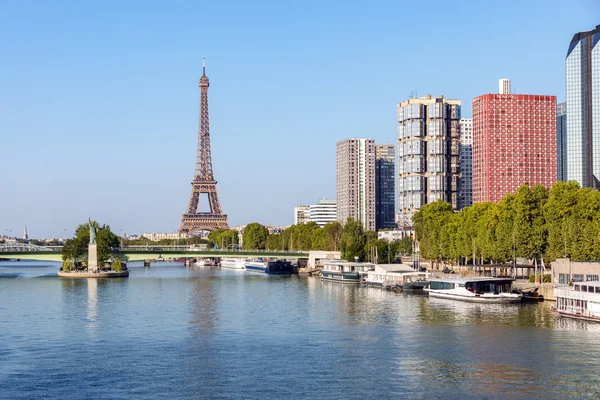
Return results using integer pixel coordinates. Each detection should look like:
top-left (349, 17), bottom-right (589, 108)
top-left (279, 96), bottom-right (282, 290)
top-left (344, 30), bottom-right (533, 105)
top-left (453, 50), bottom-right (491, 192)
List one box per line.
top-left (1, 261), bottom-right (600, 399)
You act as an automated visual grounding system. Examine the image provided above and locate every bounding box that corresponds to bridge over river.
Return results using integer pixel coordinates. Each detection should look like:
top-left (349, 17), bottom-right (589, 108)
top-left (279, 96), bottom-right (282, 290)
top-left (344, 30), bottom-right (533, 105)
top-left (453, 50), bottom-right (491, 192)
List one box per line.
top-left (0, 244), bottom-right (310, 262)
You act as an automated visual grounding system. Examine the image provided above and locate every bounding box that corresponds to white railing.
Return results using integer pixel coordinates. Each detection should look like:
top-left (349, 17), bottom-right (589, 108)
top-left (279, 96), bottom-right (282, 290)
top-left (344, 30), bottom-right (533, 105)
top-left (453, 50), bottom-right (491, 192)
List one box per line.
top-left (0, 243), bottom-right (58, 252)
top-left (555, 288), bottom-right (600, 302)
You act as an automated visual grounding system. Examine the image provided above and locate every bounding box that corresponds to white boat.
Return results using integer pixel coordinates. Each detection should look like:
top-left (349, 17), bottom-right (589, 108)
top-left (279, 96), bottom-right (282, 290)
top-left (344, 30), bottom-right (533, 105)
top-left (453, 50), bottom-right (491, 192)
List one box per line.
top-left (424, 277), bottom-right (522, 303)
top-left (554, 281), bottom-right (600, 322)
top-left (193, 259), bottom-right (208, 267)
top-left (321, 261), bottom-right (373, 284)
top-left (220, 258), bottom-right (246, 269)
top-left (365, 264), bottom-right (428, 290)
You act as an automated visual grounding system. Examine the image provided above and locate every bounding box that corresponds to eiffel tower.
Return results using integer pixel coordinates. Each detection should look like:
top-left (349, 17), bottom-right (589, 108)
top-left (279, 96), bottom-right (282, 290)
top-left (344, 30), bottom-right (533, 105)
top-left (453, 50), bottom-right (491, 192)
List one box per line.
top-left (179, 59), bottom-right (229, 234)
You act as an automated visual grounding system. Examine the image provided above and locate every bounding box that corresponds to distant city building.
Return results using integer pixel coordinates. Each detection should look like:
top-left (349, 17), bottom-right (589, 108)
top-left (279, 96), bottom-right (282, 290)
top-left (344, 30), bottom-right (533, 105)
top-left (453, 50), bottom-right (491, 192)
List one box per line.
top-left (232, 225), bottom-right (246, 248)
top-left (473, 83), bottom-right (557, 203)
top-left (309, 199), bottom-right (337, 227)
top-left (142, 232), bottom-right (188, 241)
top-left (375, 144), bottom-right (396, 230)
top-left (294, 206), bottom-right (310, 225)
top-left (557, 102), bottom-right (567, 182)
top-left (23, 225), bottom-right (28, 240)
top-left (397, 94), bottom-right (461, 230)
top-left (459, 118), bottom-right (473, 209)
top-left (336, 138), bottom-right (376, 231)
top-left (377, 230), bottom-right (407, 242)
top-left (266, 226), bottom-right (287, 234)
top-left (565, 25), bottom-right (600, 188)
top-left (499, 78), bottom-right (511, 95)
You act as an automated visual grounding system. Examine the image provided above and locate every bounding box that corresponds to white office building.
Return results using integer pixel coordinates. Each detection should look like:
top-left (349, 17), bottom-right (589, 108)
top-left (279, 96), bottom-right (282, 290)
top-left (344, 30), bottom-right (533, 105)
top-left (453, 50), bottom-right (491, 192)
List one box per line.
top-left (309, 199), bottom-right (337, 227)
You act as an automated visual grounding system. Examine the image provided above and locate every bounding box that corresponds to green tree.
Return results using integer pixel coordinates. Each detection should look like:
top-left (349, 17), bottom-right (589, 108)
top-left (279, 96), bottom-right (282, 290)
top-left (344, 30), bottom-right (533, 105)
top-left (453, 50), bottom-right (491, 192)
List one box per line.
top-left (242, 223), bottom-right (269, 250)
top-left (266, 233), bottom-right (283, 250)
top-left (413, 200), bottom-right (454, 264)
top-left (208, 229), bottom-right (227, 247)
top-left (340, 218), bottom-right (366, 261)
top-left (62, 221), bottom-right (119, 265)
top-left (323, 221), bottom-right (343, 251)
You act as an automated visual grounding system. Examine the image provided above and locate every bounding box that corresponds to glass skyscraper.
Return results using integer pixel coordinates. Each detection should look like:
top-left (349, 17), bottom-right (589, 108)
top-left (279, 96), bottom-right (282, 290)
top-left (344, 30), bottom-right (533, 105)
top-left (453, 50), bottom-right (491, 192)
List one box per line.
top-left (375, 144), bottom-right (396, 230)
top-left (557, 102), bottom-right (567, 182)
top-left (565, 25), bottom-right (600, 188)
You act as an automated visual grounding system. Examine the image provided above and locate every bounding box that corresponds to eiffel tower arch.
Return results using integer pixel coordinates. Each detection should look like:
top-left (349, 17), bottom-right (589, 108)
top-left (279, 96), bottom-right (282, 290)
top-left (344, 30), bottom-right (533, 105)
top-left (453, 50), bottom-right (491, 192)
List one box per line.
top-left (179, 59), bottom-right (229, 234)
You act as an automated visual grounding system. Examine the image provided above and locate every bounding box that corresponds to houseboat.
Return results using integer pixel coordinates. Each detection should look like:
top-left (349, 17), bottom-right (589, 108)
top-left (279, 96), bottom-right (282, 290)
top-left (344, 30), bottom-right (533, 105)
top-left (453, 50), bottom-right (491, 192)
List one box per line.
top-left (245, 259), bottom-right (293, 274)
top-left (365, 264), bottom-right (428, 290)
top-left (219, 258), bottom-right (246, 269)
top-left (321, 261), bottom-right (374, 284)
top-left (424, 277), bottom-right (522, 303)
top-left (554, 281), bottom-right (600, 322)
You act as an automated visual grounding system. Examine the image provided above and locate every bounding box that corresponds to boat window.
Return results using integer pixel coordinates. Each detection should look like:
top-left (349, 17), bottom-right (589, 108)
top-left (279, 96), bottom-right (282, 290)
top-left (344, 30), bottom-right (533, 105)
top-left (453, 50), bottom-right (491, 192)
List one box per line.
top-left (574, 274), bottom-right (584, 282)
top-left (430, 281), bottom-right (455, 290)
top-left (596, 287), bottom-right (600, 293)
top-left (575, 285), bottom-right (581, 292)
top-left (588, 286), bottom-right (595, 293)
top-left (587, 275), bottom-right (599, 282)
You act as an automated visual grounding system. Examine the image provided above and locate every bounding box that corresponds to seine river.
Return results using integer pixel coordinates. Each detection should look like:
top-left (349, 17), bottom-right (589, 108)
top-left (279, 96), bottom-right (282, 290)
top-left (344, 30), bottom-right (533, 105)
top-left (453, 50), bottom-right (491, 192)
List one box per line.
top-left (1, 261), bottom-right (600, 399)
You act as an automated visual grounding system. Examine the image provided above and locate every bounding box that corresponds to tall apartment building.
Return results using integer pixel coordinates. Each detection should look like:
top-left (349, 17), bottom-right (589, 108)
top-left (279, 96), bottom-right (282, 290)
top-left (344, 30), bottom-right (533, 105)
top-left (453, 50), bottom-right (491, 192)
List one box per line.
top-left (336, 138), bottom-right (376, 231)
top-left (565, 25), bottom-right (600, 188)
top-left (472, 81), bottom-right (557, 203)
top-left (397, 95), bottom-right (461, 230)
top-left (375, 144), bottom-right (396, 230)
top-left (309, 199), bottom-right (337, 227)
top-left (557, 102), bottom-right (567, 181)
top-left (459, 118), bottom-right (473, 208)
top-left (293, 206), bottom-right (309, 225)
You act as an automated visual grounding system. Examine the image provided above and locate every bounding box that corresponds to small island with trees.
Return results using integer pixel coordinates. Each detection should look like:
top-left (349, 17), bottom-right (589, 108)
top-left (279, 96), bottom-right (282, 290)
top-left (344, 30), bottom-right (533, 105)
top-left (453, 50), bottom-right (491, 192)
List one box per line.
top-left (58, 219), bottom-right (128, 278)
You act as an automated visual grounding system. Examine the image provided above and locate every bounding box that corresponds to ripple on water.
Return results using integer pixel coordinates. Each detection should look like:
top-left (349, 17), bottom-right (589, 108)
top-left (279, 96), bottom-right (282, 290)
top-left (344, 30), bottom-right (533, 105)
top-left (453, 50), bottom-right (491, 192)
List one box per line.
top-left (1, 266), bottom-right (600, 399)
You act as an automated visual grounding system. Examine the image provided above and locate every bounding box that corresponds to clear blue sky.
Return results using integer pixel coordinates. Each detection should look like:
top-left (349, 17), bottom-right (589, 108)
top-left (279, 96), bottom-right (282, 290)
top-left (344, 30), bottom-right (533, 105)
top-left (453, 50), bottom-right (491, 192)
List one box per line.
top-left (1, 0), bottom-right (598, 238)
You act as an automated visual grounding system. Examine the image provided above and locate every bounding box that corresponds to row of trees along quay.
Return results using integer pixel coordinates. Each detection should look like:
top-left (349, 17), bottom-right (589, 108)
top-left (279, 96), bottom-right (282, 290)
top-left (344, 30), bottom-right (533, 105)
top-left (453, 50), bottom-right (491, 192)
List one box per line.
top-left (413, 181), bottom-right (600, 268)
top-left (259, 219), bottom-right (412, 263)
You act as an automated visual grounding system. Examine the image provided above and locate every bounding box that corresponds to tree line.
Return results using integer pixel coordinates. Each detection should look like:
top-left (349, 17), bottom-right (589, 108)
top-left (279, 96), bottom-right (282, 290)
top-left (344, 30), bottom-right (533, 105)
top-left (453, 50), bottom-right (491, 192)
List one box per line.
top-left (244, 219), bottom-right (412, 263)
top-left (413, 181), bottom-right (600, 265)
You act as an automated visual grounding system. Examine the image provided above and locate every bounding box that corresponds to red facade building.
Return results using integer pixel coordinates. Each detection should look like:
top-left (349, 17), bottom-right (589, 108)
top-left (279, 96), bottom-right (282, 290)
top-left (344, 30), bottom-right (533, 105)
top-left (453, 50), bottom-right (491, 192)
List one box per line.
top-left (472, 94), bottom-right (557, 203)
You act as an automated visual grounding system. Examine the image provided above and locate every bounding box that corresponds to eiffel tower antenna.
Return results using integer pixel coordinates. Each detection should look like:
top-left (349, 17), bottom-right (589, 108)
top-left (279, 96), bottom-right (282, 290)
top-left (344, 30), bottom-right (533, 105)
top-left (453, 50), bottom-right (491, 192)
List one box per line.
top-left (178, 59), bottom-right (229, 234)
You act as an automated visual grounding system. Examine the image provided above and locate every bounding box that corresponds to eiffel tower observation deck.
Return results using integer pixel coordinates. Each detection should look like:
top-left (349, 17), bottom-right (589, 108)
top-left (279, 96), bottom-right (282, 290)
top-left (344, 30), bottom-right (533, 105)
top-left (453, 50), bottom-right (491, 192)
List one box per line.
top-left (179, 59), bottom-right (229, 234)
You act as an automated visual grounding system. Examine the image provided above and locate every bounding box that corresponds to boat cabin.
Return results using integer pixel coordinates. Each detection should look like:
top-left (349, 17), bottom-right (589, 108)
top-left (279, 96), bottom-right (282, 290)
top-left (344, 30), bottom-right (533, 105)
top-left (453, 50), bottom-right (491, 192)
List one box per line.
top-left (429, 277), bottom-right (514, 294)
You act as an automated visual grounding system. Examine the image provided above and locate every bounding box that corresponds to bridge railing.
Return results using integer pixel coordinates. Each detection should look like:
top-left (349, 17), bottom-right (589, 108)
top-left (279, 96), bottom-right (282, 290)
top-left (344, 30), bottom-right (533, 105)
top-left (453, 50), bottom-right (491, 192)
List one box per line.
top-left (116, 246), bottom-right (307, 253)
top-left (0, 243), bottom-right (60, 252)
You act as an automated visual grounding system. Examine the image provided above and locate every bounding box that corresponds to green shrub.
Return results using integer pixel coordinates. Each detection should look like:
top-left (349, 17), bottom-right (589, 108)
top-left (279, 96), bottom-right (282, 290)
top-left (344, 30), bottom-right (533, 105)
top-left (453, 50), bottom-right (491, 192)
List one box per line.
top-left (528, 274), bottom-right (535, 283)
top-left (543, 274), bottom-right (551, 283)
top-left (62, 258), bottom-right (73, 271)
top-left (112, 259), bottom-right (122, 272)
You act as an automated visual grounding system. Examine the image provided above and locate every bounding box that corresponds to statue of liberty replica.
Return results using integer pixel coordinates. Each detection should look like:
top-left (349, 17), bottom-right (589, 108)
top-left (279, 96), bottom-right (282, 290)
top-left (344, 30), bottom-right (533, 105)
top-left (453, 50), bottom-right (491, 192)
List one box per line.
top-left (87, 217), bottom-right (98, 272)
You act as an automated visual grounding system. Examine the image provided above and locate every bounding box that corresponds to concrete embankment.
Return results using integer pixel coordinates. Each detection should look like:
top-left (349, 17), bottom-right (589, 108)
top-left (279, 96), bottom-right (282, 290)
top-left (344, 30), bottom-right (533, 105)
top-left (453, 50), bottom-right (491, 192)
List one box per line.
top-left (512, 281), bottom-right (555, 301)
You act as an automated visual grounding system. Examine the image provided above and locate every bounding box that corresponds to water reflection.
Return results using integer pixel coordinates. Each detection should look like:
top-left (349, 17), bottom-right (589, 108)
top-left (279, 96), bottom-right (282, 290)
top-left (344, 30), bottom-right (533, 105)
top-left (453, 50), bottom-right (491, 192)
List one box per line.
top-left (187, 274), bottom-right (218, 337)
top-left (87, 279), bottom-right (98, 339)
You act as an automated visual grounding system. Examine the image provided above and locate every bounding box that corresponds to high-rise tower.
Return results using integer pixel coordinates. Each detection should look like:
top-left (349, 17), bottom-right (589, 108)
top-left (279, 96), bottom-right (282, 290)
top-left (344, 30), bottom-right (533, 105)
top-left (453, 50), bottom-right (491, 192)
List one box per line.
top-left (179, 59), bottom-right (229, 234)
top-left (565, 25), bottom-right (600, 188)
top-left (472, 84), bottom-right (556, 203)
top-left (397, 94), bottom-right (461, 230)
top-left (336, 138), bottom-right (376, 231)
